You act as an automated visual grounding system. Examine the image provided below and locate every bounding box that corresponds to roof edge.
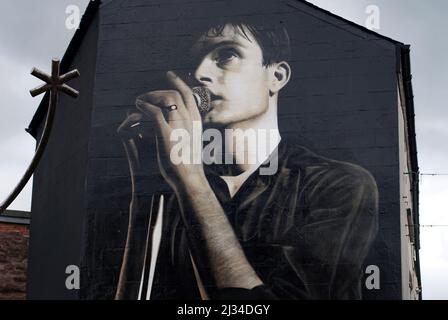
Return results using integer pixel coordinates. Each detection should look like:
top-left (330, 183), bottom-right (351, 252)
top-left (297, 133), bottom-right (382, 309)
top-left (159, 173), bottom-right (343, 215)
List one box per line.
top-left (1, 209), bottom-right (31, 219)
top-left (0, 216), bottom-right (30, 225)
top-left (0, 210), bottom-right (31, 225)
top-left (288, 0), bottom-right (404, 46)
top-left (399, 44), bottom-right (422, 299)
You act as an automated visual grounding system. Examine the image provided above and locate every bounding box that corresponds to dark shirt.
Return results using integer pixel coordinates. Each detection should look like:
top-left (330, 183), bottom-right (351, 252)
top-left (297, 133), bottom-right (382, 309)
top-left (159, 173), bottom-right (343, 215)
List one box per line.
top-left (150, 141), bottom-right (379, 300)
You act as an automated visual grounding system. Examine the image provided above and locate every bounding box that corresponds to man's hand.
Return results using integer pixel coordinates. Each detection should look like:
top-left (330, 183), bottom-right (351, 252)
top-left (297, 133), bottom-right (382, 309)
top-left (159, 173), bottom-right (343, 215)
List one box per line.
top-left (134, 71), bottom-right (263, 292)
top-left (135, 71), bottom-right (206, 193)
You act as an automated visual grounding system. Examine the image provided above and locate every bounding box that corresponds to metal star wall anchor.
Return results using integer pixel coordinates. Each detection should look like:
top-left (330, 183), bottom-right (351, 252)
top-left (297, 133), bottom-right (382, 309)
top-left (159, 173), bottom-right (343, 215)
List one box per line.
top-left (0, 59), bottom-right (80, 214)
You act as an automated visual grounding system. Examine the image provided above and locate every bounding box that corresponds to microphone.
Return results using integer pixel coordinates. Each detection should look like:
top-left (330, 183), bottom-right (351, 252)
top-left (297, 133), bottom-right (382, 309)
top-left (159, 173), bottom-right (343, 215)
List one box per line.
top-left (192, 87), bottom-right (212, 114)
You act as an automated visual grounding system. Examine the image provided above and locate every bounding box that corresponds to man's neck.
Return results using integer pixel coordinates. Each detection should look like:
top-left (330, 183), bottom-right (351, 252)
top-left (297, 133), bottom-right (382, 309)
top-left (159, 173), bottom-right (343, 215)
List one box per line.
top-left (218, 105), bottom-right (281, 198)
top-left (224, 105), bottom-right (281, 173)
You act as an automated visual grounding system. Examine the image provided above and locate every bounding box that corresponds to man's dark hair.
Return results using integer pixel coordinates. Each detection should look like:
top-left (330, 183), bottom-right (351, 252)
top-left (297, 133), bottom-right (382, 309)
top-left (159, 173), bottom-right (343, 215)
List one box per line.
top-left (165, 3), bottom-right (293, 81)
top-left (205, 19), bottom-right (292, 66)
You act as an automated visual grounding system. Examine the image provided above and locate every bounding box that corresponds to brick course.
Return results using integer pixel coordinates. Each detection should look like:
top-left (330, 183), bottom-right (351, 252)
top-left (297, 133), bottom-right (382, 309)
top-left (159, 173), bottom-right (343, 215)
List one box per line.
top-left (0, 223), bottom-right (29, 300)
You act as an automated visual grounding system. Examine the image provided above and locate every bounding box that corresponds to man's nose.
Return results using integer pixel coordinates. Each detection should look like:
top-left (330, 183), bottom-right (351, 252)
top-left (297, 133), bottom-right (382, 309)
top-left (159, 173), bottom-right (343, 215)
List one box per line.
top-left (194, 58), bottom-right (215, 84)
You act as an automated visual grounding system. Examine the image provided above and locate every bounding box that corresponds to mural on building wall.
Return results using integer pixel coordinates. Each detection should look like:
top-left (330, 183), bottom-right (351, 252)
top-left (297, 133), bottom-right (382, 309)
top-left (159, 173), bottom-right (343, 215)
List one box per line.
top-left (112, 14), bottom-right (379, 300)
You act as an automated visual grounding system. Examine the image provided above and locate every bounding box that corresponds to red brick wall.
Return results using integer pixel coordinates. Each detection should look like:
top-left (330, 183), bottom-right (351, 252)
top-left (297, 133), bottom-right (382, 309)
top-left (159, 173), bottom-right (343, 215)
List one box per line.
top-left (0, 223), bottom-right (29, 300)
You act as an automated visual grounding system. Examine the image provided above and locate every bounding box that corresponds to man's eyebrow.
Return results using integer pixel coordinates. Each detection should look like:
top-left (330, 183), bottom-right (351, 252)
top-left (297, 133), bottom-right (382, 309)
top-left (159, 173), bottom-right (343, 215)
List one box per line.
top-left (195, 40), bottom-right (246, 57)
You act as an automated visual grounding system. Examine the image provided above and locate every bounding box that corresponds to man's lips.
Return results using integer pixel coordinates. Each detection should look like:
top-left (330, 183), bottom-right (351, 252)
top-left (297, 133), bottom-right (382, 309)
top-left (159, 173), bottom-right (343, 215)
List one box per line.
top-left (210, 92), bottom-right (223, 101)
top-left (210, 96), bottom-right (222, 102)
top-left (206, 92), bottom-right (223, 111)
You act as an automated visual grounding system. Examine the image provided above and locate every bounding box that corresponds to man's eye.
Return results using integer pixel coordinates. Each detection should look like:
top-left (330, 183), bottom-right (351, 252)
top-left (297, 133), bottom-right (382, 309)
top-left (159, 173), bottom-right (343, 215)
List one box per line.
top-left (216, 48), bottom-right (239, 65)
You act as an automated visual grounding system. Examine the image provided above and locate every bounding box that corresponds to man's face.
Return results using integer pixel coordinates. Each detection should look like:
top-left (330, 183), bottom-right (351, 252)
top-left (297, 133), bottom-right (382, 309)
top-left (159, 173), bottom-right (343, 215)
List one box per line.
top-left (190, 24), bottom-right (272, 126)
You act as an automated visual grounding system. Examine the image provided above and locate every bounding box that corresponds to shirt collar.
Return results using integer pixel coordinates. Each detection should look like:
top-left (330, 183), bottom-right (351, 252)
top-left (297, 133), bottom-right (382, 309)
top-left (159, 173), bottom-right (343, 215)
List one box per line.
top-left (203, 139), bottom-right (289, 203)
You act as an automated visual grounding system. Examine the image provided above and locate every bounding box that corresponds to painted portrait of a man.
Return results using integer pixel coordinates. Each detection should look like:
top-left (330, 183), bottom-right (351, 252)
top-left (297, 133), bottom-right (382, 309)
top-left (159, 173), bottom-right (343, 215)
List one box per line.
top-left (114, 9), bottom-right (379, 300)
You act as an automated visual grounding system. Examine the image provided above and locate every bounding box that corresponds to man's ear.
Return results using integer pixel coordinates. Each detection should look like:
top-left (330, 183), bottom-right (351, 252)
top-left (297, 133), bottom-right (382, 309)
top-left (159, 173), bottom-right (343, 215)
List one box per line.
top-left (269, 61), bottom-right (291, 96)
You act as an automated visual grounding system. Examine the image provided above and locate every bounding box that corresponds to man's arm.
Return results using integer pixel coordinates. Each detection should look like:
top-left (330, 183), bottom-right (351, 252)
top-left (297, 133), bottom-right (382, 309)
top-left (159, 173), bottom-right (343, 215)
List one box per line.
top-left (135, 71), bottom-right (262, 293)
top-left (175, 174), bottom-right (263, 290)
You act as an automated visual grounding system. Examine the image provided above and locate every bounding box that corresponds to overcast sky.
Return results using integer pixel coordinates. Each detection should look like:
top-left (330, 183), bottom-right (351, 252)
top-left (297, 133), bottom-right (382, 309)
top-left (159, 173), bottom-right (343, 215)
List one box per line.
top-left (0, 0), bottom-right (446, 300)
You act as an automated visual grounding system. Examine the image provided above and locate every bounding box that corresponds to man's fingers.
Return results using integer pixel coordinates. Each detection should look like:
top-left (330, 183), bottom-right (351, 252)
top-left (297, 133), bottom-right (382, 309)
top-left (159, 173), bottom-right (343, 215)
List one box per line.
top-left (136, 99), bottom-right (170, 133)
top-left (166, 71), bottom-right (197, 113)
top-left (117, 111), bottom-right (144, 138)
top-left (118, 111), bottom-right (143, 131)
top-left (137, 90), bottom-right (188, 118)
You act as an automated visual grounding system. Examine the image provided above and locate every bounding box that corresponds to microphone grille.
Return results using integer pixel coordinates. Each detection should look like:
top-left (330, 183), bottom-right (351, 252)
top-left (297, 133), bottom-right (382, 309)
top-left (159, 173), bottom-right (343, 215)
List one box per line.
top-left (192, 87), bottom-right (211, 114)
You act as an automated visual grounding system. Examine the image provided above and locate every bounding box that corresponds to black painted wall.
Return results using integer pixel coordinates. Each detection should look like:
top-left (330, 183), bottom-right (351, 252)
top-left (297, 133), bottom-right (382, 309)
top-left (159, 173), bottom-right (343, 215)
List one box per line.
top-left (29, 0), bottom-right (403, 299)
top-left (26, 10), bottom-right (99, 299)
